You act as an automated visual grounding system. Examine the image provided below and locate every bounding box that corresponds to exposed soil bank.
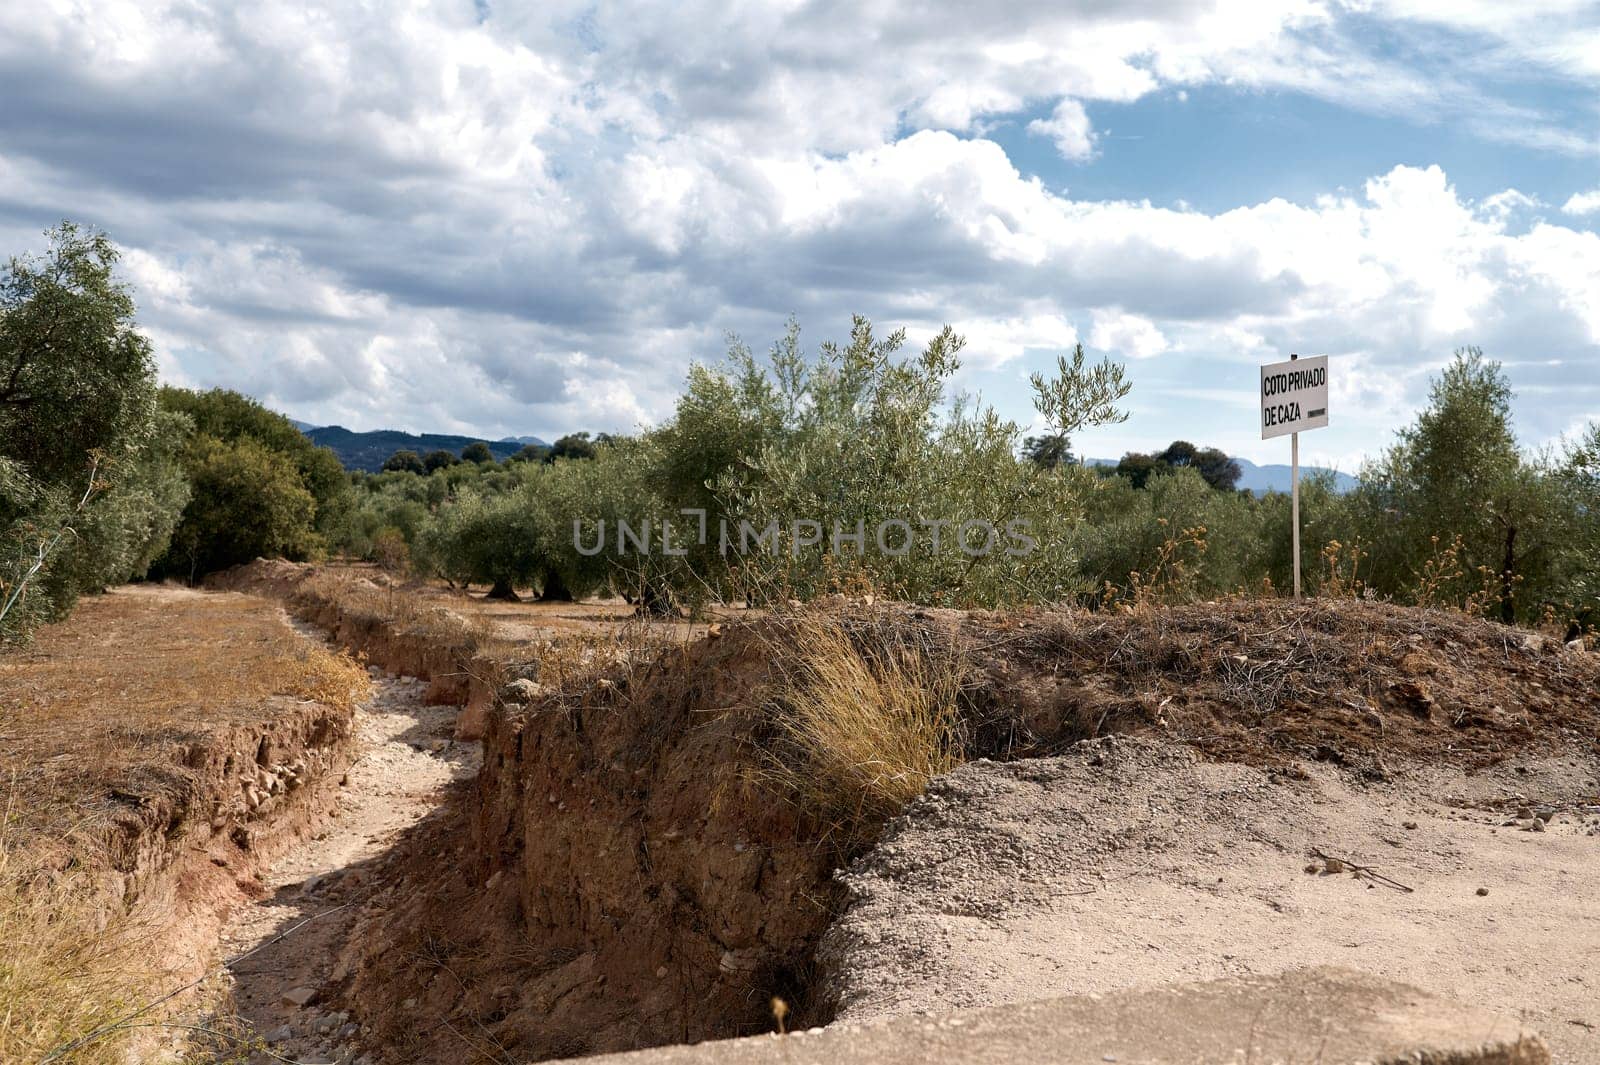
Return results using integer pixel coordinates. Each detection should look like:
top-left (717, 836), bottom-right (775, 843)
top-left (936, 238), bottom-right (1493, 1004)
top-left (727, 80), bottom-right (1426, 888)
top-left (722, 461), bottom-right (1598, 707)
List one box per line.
top-left (212, 563), bottom-right (1600, 1065)
top-left (337, 625), bottom-right (842, 1062)
top-left (0, 586), bottom-right (368, 1061)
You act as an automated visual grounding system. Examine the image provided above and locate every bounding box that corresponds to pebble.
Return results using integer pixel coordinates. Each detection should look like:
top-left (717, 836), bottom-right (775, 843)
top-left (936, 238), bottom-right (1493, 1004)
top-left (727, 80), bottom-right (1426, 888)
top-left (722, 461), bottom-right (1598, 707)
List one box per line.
top-left (282, 985), bottom-right (319, 1007)
top-left (1476, 887), bottom-right (1489, 896)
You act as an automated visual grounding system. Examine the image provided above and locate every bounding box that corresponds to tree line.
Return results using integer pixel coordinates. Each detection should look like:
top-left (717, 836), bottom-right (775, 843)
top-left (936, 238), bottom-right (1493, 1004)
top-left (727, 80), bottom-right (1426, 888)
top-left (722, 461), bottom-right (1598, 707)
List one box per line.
top-left (341, 327), bottom-right (1597, 630)
top-left (3, 224), bottom-right (1596, 643)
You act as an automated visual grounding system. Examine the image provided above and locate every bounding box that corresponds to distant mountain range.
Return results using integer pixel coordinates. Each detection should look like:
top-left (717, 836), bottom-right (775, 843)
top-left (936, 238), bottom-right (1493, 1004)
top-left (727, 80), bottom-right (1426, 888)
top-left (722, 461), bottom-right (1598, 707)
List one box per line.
top-left (297, 424), bottom-right (549, 472)
top-left (294, 418), bottom-right (1357, 490)
top-left (1087, 457), bottom-right (1359, 494)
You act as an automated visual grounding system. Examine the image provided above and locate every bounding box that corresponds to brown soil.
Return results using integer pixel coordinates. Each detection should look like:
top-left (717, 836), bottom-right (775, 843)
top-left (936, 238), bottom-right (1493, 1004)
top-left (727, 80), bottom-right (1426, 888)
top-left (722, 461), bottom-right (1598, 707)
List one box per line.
top-left (204, 563), bottom-right (1599, 1064)
top-left (0, 585), bottom-right (369, 1060)
top-left (337, 621), bottom-right (837, 1063)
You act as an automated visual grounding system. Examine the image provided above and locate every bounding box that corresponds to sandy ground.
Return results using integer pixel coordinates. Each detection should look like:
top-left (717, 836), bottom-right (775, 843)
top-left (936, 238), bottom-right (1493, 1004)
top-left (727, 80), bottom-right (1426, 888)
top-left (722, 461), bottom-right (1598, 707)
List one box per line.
top-left (218, 641), bottom-right (479, 1065)
top-left (820, 735), bottom-right (1600, 1063)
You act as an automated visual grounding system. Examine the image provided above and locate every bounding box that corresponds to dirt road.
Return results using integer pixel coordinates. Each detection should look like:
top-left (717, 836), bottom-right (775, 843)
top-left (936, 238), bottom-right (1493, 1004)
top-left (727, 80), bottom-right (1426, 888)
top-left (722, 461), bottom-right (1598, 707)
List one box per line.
top-left (218, 648), bottom-right (479, 1065)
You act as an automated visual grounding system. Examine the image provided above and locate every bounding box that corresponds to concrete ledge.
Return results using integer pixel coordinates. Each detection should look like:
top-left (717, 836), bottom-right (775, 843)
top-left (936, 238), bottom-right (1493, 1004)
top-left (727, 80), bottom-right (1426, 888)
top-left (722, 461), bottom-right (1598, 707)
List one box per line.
top-left (562, 967), bottom-right (1548, 1065)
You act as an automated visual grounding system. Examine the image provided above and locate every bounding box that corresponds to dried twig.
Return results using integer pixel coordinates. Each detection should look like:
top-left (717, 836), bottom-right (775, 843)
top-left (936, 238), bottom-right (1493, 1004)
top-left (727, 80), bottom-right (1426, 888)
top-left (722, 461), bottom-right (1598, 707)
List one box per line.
top-left (1311, 847), bottom-right (1414, 893)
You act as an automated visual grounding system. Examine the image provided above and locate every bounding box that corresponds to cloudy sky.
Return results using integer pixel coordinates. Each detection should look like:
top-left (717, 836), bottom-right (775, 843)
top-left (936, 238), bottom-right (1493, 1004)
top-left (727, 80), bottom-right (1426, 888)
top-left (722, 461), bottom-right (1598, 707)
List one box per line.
top-left (2, 1), bottom-right (1597, 468)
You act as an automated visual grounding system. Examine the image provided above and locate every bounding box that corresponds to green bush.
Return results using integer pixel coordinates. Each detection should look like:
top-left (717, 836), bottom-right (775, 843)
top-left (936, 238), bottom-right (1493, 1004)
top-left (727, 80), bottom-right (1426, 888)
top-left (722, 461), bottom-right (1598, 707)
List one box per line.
top-left (161, 435), bottom-right (317, 579)
top-left (153, 387), bottom-right (349, 579)
top-left (0, 224), bottom-right (188, 642)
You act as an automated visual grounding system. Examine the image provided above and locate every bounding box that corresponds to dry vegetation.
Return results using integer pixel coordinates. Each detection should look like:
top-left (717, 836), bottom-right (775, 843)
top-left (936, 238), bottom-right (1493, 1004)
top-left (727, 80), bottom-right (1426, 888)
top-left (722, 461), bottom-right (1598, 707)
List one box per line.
top-left (756, 612), bottom-right (968, 837)
top-left (0, 801), bottom-right (163, 1065)
top-left (192, 560), bottom-right (1600, 1064)
top-left (0, 584), bottom-right (370, 1065)
top-left (0, 584), bottom-right (368, 841)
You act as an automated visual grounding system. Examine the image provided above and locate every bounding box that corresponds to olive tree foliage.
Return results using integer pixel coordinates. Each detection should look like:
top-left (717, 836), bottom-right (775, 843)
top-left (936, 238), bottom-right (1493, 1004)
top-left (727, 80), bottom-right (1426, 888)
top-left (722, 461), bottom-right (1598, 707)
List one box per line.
top-left (405, 440), bottom-right (660, 601)
top-left (643, 318), bottom-right (1129, 606)
top-left (0, 224), bottom-right (190, 642)
top-left (389, 317), bottom-right (1131, 610)
top-left (1344, 350), bottom-right (1584, 623)
top-left (1555, 422), bottom-right (1600, 629)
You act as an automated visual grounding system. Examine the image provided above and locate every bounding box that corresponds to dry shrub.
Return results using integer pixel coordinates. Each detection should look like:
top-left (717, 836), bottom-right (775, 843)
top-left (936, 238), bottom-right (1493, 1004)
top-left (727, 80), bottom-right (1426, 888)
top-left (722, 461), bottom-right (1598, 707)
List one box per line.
top-left (0, 800), bottom-right (156, 1065)
top-left (1411, 534), bottom-right (1507, 615)
top-left (759, 611), bottom-right (968, 836)
top-left (1102, 520), bottom-right (1209, 613)
top-left (372, 527), bottom-right (410, 574)
top-left (285, 643), bottom-right (373, 715)
top-left (1318, 538), bottom-right (1369, 599)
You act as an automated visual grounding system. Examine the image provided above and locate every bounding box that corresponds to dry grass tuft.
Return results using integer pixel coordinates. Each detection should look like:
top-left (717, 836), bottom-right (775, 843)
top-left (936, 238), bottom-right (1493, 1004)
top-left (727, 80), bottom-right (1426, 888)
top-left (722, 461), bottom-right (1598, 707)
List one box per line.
top-left (0, 796), bottom-right (158, 1065)
top-left (285, 643), bottom-right (374, 716)
top-left (759, 611), bottom-right (969, 835)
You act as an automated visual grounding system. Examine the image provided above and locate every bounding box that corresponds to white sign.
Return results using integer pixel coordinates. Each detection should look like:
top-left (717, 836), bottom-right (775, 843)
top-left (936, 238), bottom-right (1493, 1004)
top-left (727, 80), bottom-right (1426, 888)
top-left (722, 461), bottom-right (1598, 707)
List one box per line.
top-left (1259, 355), bottom-right (1329, 440)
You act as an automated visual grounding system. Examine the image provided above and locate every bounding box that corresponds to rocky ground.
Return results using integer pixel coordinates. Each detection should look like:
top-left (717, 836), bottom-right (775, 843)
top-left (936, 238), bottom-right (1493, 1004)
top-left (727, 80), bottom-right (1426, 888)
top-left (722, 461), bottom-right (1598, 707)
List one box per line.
top-left (217, 651), bottom-right (479, 1065)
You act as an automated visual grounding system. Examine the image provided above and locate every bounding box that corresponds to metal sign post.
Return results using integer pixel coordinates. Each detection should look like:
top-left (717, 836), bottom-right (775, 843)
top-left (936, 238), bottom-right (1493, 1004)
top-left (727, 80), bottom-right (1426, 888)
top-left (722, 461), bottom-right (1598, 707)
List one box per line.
top-left (1260, 353), bottom-right (1330, 599)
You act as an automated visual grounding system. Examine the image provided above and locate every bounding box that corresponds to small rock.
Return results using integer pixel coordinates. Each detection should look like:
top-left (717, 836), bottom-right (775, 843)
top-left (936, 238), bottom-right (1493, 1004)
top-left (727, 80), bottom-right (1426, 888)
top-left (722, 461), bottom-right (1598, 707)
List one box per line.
top-left (719, 947), bottom-right (763, 974)
top-left (1516, 806), bottom-right (1534, 820)
top-left (500, 678), bottom-right (545, 703)
top-left (1530, 818), bottom-right (1547, 833)
top-left (264, 1025), bottom-right (294, 1044)
top-left (1303, 863), bottom-right (1319, 874)
top-left (1476, 887), bottom-right (1489, 896)
top-left (282, 986), bottom-right (319, 1008)
top-left (1322, 858), bottom-right (1346, 874)
top-left (1536, 809), bottom-right (1555, 823)
top-left (1402, 821), bottom-right (1418, 830)
top-left (656, 966), bottom-right (669, 978)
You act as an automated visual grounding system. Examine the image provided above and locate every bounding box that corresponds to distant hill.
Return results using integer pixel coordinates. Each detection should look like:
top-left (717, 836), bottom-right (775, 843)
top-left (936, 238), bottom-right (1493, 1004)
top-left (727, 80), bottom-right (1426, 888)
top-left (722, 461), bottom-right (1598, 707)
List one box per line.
top-left (298, 425), bottom-right (548, 472)
top-left (1232, 457), bottom-right (1359, 495)
top-left (1087, 456), bottom-right (1359, 494)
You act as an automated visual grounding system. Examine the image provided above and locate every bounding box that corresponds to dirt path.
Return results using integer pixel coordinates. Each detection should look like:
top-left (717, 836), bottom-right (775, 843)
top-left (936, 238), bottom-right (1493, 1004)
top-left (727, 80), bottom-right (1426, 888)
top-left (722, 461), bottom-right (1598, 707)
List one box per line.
top-left (219, 649), bottom-right (479, 1065)
top-left (820, 735), bottom-right (1600, 1063)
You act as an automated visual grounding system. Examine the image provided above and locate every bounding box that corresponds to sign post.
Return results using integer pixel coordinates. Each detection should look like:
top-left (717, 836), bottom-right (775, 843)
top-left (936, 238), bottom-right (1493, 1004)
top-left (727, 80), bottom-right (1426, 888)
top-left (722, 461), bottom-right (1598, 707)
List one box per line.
top-left (1259, 353), bottom-right (1329, 598)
